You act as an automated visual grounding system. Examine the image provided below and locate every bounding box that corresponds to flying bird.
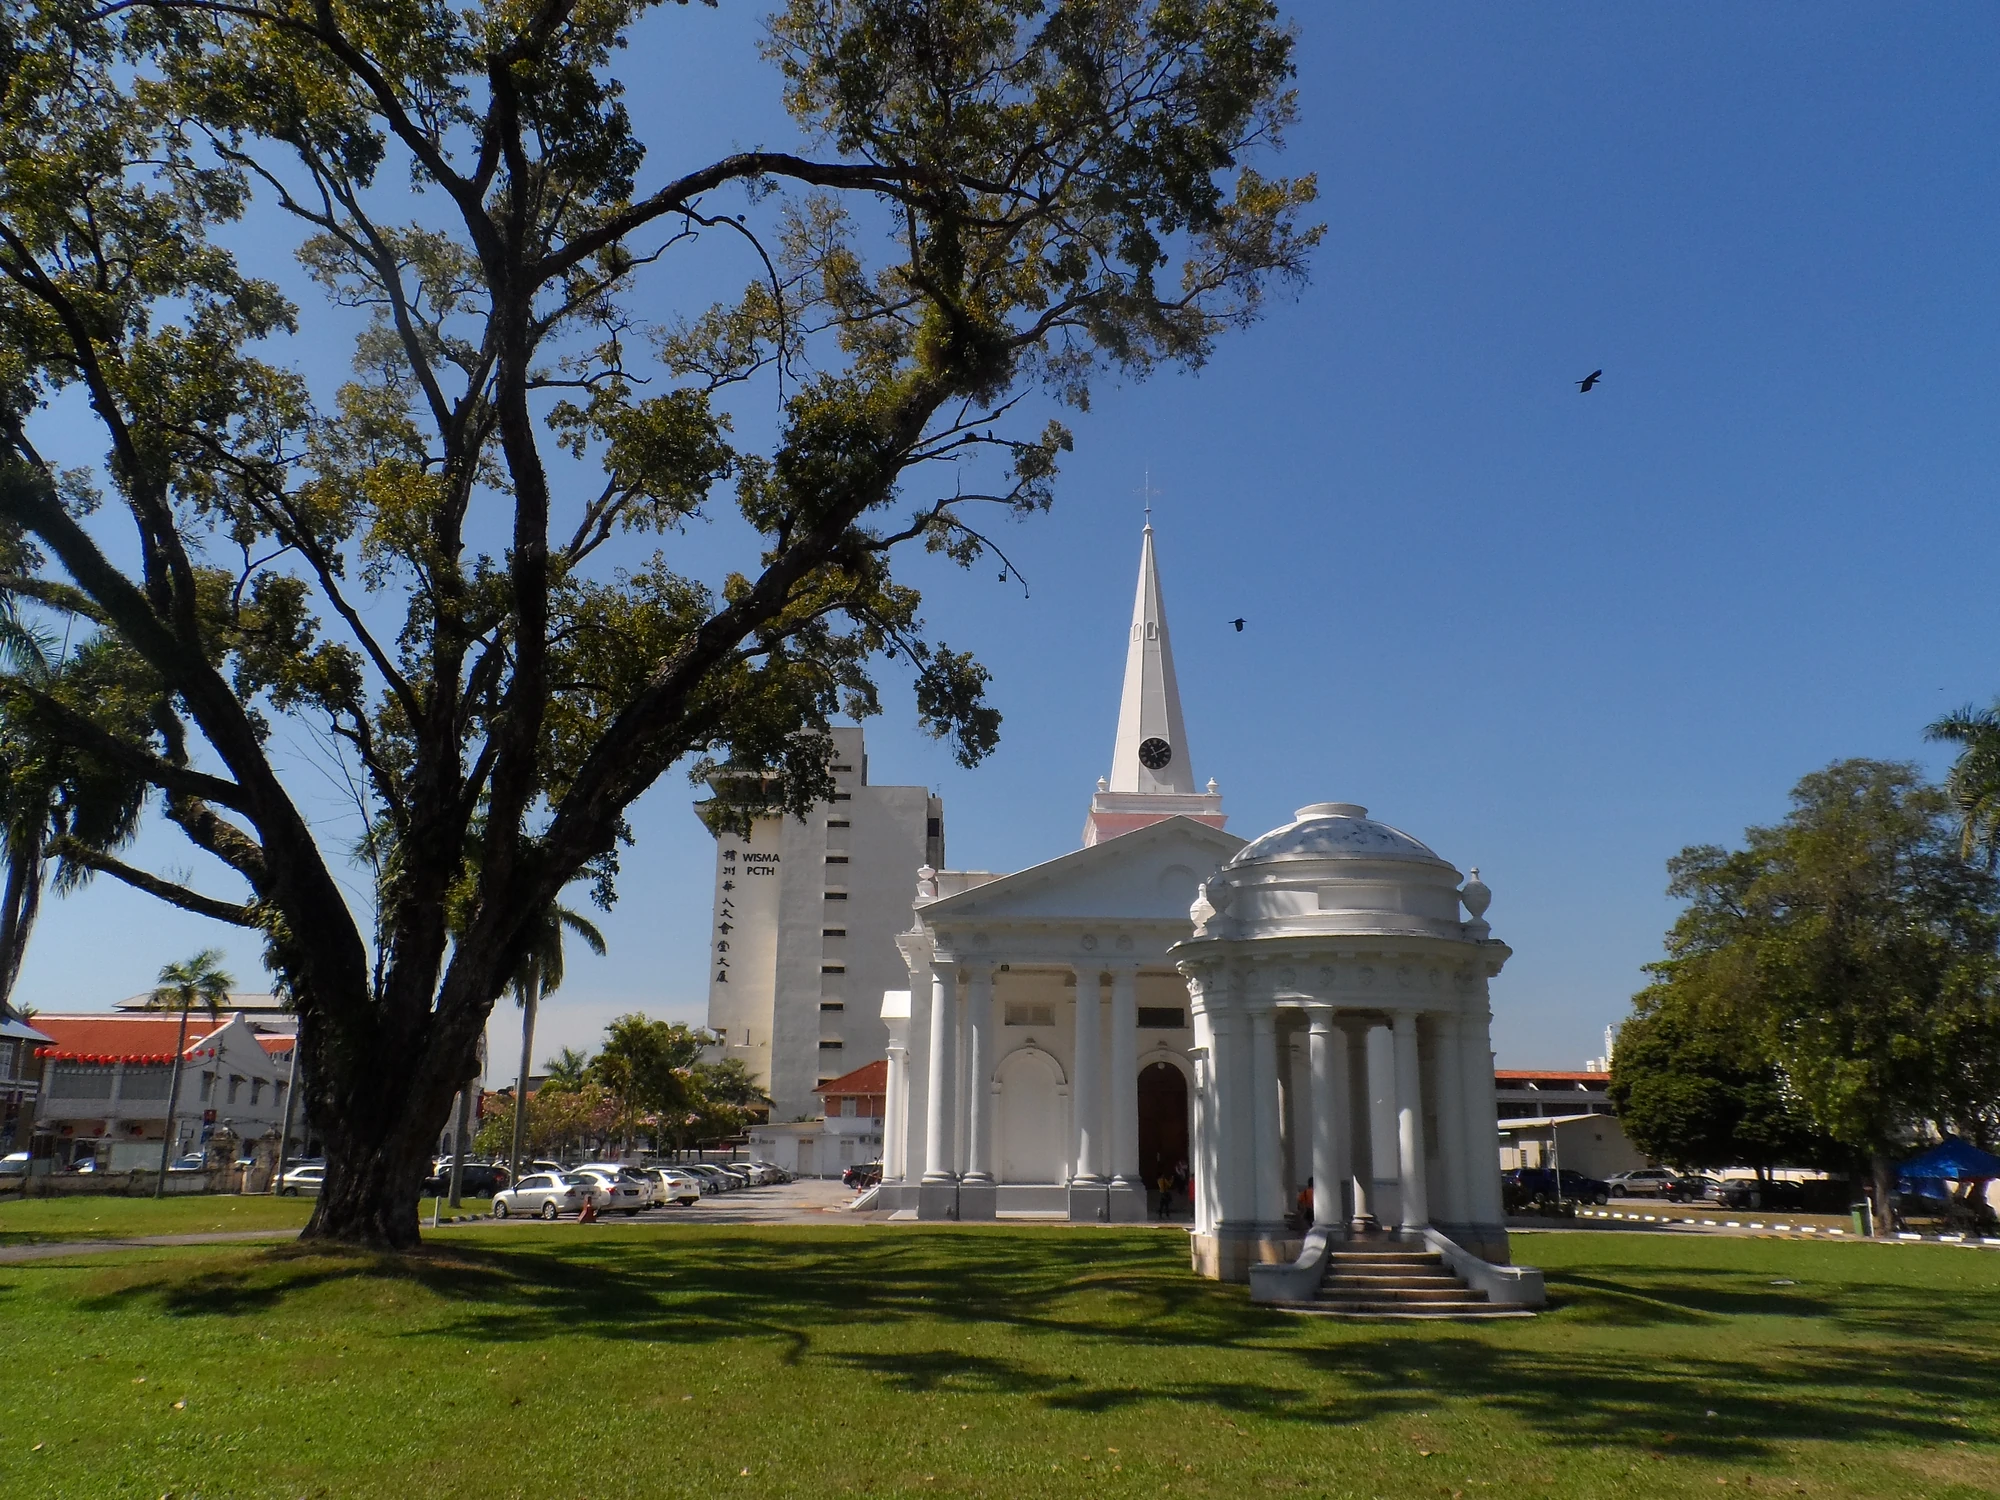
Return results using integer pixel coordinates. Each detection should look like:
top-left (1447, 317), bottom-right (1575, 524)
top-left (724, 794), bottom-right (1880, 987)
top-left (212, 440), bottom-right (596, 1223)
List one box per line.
top-left (1229, 618), bottom-right (1246, 632)
top-left (1577, 369), bottom-right (1603, 393)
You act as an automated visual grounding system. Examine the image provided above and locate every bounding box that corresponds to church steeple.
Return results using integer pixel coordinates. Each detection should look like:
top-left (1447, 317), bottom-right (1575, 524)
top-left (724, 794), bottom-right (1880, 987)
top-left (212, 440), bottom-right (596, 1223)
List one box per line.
top-left (1109, 523), bottom-right (1195, 794)
top-left (1082, 521), bottom-right (1226, 846)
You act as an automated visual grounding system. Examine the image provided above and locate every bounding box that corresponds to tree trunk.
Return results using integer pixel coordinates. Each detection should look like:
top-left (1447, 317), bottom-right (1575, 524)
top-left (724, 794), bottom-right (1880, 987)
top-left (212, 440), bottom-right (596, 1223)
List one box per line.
top-left (509, 969), bottom-right (540, 1183)
top-left (299, 1018), bottom-right (471, 1249)
top-left (1870, 1152), bottom-right (1897, 1238)
top-left (153, 1001), bottom-right (194, 1198)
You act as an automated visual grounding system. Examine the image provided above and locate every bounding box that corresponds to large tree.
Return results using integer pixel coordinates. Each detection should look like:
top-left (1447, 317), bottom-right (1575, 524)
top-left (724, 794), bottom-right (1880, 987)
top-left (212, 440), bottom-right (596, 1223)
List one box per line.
top-left (0, 0), bottom-right (1317, 1244)
top-left (1609, 980), bottom-right (1831, 1175)
top-left (1641, 760), bottom-right (2000, 1234)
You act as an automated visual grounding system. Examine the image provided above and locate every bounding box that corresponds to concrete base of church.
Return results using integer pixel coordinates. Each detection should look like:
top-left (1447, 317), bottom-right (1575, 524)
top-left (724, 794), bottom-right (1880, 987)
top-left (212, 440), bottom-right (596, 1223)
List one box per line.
top-left (1190, 1226), bottom-right (1305, 1282)
top-left (1434, 1222), bottom-right (1511, 1264)
top-left (1067, 1184), bottom-right (1112, 1222)
top-left (1105, 1183), bottom-right (1148, 1222)
top-left (916, 1182), bottom-right (962, 1221)
top-left (956, 1183), bottom-right (997, 1221)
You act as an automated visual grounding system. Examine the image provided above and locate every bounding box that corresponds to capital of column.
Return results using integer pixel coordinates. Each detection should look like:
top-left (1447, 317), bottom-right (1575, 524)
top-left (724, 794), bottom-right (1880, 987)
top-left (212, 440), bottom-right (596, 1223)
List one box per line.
top-left (1305, 1003), bottom-right (1336, 1035)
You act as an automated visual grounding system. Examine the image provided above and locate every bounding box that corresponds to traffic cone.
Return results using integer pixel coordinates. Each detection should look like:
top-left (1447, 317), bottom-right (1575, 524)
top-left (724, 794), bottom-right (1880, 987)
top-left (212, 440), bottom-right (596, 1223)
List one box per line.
top-left (578, 1197), bottom-right (599, 1224)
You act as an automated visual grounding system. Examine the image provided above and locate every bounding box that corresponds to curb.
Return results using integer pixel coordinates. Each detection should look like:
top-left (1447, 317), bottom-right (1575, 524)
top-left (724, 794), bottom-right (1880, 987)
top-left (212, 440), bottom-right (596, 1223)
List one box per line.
top-left (1569, 1207), bottom-right (2000, 1247)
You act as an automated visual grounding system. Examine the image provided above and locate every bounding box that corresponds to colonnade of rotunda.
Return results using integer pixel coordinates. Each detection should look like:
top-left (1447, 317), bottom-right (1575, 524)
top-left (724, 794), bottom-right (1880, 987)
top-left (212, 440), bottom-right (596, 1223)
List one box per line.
top-left (1175, 802), bottom-right (1513, 1275)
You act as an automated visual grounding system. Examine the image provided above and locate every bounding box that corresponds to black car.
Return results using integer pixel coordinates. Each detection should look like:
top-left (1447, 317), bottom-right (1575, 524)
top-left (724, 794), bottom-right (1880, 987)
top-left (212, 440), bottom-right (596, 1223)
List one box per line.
top-left (1502, 1167), bottom-right (1610, 1210)
top-left (423, 1161), bottom-right (511, 1196)
top-left (842, 1161), bottom-right (882, 1189)
top-left (1705, 1177), bottom-right (1807, 1212)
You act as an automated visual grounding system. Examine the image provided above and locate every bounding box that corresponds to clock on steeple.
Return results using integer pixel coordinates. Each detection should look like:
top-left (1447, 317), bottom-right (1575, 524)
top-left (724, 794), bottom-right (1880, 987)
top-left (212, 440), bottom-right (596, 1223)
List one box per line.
top-left (1138, 737), bottom-right (1173, 771)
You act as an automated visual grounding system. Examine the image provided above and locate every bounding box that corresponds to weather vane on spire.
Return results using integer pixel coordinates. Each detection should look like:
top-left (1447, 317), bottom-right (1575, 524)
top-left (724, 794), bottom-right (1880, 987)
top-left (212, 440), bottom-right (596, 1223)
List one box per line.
top-left (1136, 466), bottom-right (1161, 524)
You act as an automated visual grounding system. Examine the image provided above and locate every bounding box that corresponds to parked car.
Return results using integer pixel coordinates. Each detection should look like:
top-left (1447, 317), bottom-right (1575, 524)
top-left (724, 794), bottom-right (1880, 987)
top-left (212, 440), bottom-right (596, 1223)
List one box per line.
top-left (748, 1160), bottom-right (792, 1184)
top-left (1606, 1167), bottom-right (1701, 1202)
top-left (643, 1168), bottom-right (703, 1207)
top-left (842, 1161), bottom-right (883, 1189)
top-left (167, 1152), bottom-right (206, 1173)
top-left (1704, 1176), bottom-right (1806, 1211)
top-left (0, 1151), bottom-right (30, 1177)
top-left (680, 1164), bottom-right (733, 1194)
top-left (571, 1166), bottom-right (650, 1215)
top-left (277, 1164), bottom-right (324, 1195)
top-left (492, 1172), bottom-right (589, 1220)
top-left (423, 1161), bottom-right (512, 1197)
top-left (1501, 1167), bottom-right (1608, 1212)
top-left (578, 1164), bottom-right (658, 1210)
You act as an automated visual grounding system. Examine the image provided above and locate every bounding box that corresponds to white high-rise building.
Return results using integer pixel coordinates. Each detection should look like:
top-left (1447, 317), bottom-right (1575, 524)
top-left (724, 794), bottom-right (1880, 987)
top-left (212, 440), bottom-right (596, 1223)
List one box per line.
top-left (698, 726), bottom-right (944, 1122)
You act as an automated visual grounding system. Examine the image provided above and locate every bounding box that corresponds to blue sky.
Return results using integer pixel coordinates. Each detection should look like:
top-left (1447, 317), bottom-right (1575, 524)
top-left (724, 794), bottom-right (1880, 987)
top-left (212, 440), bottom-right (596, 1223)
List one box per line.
top-left (20, 4), bottom-right (2000, 1072)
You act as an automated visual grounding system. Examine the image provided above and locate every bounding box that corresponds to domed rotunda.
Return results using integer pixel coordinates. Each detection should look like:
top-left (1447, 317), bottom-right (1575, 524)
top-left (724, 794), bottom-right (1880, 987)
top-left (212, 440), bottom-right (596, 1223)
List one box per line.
top-left (1174, 802), bottom-right (1516, 1278)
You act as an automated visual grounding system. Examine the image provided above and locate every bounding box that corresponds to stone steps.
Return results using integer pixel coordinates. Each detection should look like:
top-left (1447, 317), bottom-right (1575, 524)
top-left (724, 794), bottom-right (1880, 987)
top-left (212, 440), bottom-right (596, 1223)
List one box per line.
top-left (1271, 1244), bottom-right (1537, 1321)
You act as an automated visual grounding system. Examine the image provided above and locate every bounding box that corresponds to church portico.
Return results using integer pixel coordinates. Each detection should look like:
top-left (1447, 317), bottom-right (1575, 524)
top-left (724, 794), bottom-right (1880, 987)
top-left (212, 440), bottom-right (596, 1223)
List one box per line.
top-left (868, 520), bottom-right (1535, 1305)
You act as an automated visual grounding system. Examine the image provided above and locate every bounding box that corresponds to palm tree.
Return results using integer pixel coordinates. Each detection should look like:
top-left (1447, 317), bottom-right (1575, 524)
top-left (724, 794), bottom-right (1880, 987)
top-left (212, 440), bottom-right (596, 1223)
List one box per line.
top-left (505, 903), bottom-right (606, 1181)
top-left (1928, 701), bottom-right (2000, 866)
top-left (150, 949), bottom-right (235, 1197)
top-left (541, 1047), bottom-right (592, 1091)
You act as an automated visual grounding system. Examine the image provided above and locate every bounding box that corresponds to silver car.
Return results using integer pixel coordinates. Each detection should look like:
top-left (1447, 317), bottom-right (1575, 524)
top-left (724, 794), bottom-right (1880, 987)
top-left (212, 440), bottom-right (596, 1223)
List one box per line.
top-left (492, 1172), bottom-right (588, 1220)
top-left (572, 1166), bottom-right (651, 1215)
top-left (644, 1167), bottom-right (703, 1207)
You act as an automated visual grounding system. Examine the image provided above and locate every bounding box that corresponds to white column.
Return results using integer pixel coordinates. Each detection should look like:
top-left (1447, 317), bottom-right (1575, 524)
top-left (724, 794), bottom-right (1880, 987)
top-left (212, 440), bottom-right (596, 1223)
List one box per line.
top-left (1071, 965), bottom-right (1105, 1183)
top-left (1108, 965), bottom-right (1139, 1187)
top-left (921, 968), bottom-right (958, 1183)
top-left (1365, 1022), bottom-right (1398, 1226)
top-left (1250, 1007), bottom-right (1285, 1224)
top-left (1307, 1007), bottom-right (1346, 1229)
top-left (1458, 1001), bottom-right (1505, 1224)
top-left (884, 1042), bottom-right (908, 1181)
top-left (1393, 1011), bottom-right (1429, 1230)
top-left (1431, 1014), bottom-right (1468, 1225)
top-left (963, 965), bottom-right (995, 1183)
top-left (1207, 1006), bottom-right (1252, 1225)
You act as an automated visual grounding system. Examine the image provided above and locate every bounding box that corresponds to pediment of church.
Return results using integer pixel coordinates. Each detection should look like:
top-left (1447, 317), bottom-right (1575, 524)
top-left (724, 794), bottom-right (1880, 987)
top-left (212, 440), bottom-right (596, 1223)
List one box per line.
top-left (924, 817), bottom-right (1245, 926)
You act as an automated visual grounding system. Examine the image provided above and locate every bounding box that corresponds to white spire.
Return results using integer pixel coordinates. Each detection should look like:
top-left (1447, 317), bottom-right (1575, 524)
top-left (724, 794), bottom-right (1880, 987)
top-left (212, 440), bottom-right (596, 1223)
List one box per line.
top-left (1108, 522), bottom-right (1195, 794)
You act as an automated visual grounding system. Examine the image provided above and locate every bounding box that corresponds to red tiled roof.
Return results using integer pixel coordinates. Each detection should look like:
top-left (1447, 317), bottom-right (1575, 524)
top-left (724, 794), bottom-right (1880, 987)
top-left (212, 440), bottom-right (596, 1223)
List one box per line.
top-left (32, 1014), bottom-right (229, 1063)
top-left (1495, 1070), bottom-right (1610, 1083)
top-left (813, 1060), bottom-right (887, 1096)
top-left (256, 1035), bottom-right (295, 1055)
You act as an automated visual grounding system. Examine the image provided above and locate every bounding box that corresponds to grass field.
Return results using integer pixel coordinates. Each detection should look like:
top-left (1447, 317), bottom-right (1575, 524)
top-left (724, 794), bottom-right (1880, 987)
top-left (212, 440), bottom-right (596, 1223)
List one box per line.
top-left (0, 1222), bottom-right (1994, 1499)
top-left (0, 1193), bottom-right (494, 1246)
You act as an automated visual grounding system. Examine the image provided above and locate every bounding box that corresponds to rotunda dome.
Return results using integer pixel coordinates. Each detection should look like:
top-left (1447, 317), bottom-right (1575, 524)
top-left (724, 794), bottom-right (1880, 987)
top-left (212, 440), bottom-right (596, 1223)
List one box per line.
top-left (1226, 803), bottom-right (1450, 871)
top-left (1191, 801), bottom-right (1484, 945)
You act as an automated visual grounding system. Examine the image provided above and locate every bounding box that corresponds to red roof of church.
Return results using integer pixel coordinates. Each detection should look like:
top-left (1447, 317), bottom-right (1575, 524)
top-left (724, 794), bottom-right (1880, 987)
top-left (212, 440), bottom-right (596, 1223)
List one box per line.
top-left (813, 1060), bottom-right (887, 1097)
top-left (1495, 1070), bottom-right (1610, 1083)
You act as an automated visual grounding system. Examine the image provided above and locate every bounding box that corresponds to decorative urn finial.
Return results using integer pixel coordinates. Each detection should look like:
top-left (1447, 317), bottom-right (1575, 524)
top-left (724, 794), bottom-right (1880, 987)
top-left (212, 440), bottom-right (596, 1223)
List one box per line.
top-left (1460, 867), bottom-right (1492, 921)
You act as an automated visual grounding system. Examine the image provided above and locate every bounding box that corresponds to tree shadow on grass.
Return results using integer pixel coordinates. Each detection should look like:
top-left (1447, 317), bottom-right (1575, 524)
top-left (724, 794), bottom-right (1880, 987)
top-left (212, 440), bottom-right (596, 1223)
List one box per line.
top-left (58, 1226), bottom-right (2000, 1464)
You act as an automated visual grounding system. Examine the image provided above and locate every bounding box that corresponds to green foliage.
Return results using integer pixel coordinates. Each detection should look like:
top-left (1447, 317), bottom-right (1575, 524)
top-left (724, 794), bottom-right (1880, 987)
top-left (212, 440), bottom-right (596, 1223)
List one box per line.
top-left (1625, 759), bottom-right (2000, 1165)
top-left (148, 947), bottom-right (234, 1017)
top-left (0, 0), bottom-right (1317, 1244)
top-left (1928, 698), bottom-right (2000, 868)
top-left (1609, 985), bottom-right (1831, 1172)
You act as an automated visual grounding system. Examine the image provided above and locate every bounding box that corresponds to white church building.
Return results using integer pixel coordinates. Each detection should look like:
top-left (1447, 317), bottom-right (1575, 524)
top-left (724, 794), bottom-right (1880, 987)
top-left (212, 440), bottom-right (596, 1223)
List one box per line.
top-left (876, 523), bottom-right (1535, 1297)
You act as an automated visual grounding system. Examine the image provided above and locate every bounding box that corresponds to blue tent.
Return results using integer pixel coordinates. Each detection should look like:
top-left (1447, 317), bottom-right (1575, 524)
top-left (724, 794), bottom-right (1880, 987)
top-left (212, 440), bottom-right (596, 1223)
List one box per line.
top-left (1899, 1137), bottom-right (2000, 1183)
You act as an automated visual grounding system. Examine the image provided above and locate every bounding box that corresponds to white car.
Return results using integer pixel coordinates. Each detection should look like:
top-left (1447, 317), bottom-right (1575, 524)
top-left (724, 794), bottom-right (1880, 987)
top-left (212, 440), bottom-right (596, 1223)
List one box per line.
top-left (492, 1172), bottom-right (588, 1219)
top-left (573, 1166), bottom-right (652, 1214)
top-left (277, 1165), bottom-right (324, 1195)
top-left (644, 1168), bottom-right (702, 1207)
top-left (0, 1151), bottom-right (30, 1177)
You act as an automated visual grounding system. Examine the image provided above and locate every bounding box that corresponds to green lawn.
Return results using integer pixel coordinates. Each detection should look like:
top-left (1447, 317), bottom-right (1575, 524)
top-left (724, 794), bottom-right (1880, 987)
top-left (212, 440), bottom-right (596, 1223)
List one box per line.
top-left (0, 1225), bottom-right (1993, 1499)
top-left (0, 1193), bottom-right (493, 1246)
top-left (0, 1194), bottom-right (315, 1245)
